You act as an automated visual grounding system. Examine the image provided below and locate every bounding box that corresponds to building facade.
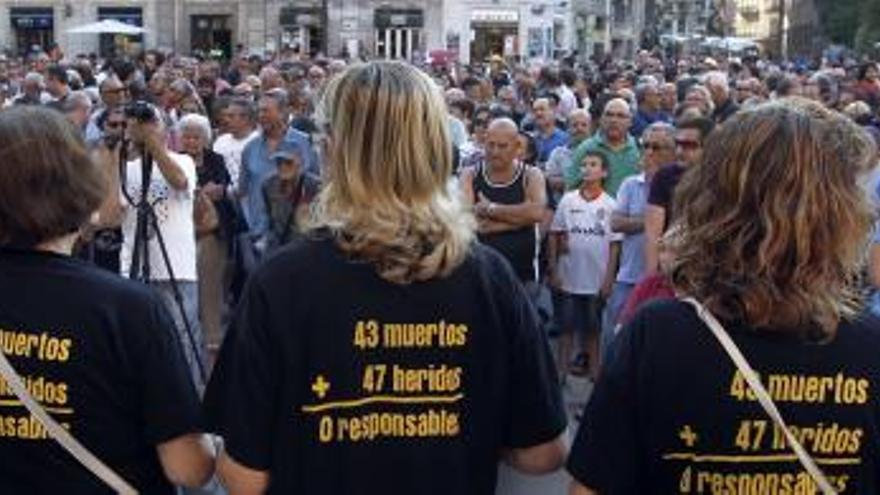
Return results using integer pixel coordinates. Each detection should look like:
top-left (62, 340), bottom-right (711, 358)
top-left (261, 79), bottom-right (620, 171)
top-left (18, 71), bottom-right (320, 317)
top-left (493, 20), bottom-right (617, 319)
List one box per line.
top-left (0, 0), bottom-right (159, 57)
top-left (733, 0), bottom-right (820, 57)
top-left (2, 0), bottom-right (645, 63)
top-left (571, 0), bottom-right (647, 61)
top-left (655, 0), bottom-right (717, 36)
top-left (0, 0), bottom-right (444, 61)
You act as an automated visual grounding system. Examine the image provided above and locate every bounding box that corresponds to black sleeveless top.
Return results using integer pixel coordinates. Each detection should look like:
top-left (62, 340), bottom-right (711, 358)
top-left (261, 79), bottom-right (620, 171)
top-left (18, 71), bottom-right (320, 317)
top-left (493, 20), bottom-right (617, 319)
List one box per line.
top-left (472, 162), bottom-right (538, 283)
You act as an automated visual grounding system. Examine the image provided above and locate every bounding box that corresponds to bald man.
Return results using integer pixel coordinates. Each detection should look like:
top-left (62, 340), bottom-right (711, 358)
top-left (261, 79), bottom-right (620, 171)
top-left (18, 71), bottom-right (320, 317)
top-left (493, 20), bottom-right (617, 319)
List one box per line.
top-left (566, 98), bottom-right (641, 196)
top-left (460, 118), bottom-right (547, 284)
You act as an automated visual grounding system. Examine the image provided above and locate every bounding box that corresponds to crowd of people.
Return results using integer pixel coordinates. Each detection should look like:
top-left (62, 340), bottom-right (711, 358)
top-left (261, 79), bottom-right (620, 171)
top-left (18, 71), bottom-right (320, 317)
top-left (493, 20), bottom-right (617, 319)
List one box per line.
top-left (0, 40), bottom-right (879, 493)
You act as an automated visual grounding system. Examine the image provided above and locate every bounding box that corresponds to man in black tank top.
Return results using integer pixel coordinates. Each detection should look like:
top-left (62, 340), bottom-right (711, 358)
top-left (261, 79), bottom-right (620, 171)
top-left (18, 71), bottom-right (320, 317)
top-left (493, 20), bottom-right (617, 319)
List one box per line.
top-left (460, 118), bottom-right (548, 283)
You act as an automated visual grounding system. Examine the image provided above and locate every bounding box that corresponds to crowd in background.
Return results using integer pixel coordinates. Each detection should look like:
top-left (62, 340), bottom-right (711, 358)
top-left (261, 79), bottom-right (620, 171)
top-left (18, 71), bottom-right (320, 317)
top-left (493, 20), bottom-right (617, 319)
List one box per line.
top-left (1, 42), bottom-right (880, 387)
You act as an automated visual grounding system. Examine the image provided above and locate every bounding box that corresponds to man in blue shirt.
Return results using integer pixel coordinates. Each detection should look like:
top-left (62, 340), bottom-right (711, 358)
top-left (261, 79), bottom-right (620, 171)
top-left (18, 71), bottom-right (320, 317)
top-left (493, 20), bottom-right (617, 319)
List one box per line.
top-left (631, 81), bottom-right (671, 139)
top-left (602, 122), bottom-right (675, 361)
top-left (531, 96), bottom-right (569, 166)
top-left (239, 88), bottom-right (315, 244)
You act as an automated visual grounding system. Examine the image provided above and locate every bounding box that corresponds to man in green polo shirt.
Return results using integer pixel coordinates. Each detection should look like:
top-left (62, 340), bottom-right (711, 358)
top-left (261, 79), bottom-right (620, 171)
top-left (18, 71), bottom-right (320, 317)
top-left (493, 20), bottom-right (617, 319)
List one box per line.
top-left (566, 98), bottom-right (641, 196)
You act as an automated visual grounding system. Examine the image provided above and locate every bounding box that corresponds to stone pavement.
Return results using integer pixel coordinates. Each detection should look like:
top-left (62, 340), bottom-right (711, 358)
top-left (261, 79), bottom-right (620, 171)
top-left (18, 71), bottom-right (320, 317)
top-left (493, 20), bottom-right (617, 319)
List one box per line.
top-left (496, 374), bottom-right (594, 495)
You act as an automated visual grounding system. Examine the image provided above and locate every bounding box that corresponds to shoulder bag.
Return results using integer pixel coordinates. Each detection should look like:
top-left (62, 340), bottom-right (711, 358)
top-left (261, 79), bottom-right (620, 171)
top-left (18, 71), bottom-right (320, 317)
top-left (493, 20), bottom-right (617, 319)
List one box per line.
top-left (0, 350), bottom-right (138, 494)
top-left (680, 297), bottom-right (837, 495)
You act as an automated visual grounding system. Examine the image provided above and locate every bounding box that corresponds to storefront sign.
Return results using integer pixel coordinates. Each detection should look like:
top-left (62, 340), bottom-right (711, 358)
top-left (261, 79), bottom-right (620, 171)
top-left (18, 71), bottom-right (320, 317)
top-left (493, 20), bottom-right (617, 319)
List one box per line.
top-left (471, 9), bottom-right (519, 24)
top-left (374, 9), bottom-right (424, 28)
top-left (10, 8), bottom-right (54, 30)
top-left (98, 7), bottom-right (142, 27)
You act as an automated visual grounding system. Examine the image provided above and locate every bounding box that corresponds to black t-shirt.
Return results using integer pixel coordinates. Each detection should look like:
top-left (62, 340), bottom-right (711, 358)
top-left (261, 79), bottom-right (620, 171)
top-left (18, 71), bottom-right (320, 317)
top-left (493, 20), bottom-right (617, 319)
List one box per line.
top-left (204, 235), bottom-right (566, 494)
top-left (0, 249), bottom-right (203, 494)
top-left (567, 299), bottom-right (880, 494)
top-left (647, 163), bottom-right (686, 229)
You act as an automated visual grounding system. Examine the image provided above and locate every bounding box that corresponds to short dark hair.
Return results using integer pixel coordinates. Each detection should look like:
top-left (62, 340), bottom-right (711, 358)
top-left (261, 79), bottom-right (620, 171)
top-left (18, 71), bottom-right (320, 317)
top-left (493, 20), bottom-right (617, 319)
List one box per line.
top-left (461, 77), bottom-right (482, 92)
top-left (46, 64), bottom-right (68, 84)
top-left (675, 116), bottom-right (715, 142)
top-left (559, 67), bottom-right (577, 87)
top-left (583, 150), bottom-right (610, 171)
top-left (858, 62), bottom-right (878, 81)
top-left (581, 150), bottom-right (611, 187)
top-left (0, 106), bottom-right (106, 247)
top-left (449, 98), bottom-right (475, 120)
top-left (96, 105), bottom-right (125, 130)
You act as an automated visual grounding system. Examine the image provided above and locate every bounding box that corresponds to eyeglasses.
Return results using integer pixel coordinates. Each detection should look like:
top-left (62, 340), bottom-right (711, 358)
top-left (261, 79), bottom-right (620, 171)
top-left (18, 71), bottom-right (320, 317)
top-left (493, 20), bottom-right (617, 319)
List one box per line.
top-left (105, 121), bottom-right (127, 130)
top-left (604, 111), bottom-right (630, 119)
top-left (642, 142), bottom-right (669, 151)
top-left (675, 139), bottom-right (701, 150)
top-left (102, 87), bottom-right (129, 95)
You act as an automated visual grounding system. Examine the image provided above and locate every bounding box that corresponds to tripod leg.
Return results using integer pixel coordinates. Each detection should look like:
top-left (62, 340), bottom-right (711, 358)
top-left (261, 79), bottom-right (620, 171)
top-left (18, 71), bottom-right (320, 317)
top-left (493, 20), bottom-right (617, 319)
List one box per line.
top-left (145, 206), bottom-right (209, 390)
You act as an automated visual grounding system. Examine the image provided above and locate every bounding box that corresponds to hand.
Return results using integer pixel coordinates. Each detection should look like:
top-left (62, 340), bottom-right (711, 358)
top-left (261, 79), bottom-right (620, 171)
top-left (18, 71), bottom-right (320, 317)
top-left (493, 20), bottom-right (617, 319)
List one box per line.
top-left (558, 232), bottom-right (569, 255)
top-left (600, 281), bottom-right (613, 301)
top-left (129, 120), bottom-right (164, 154)
top-left (547, 271), bottom-right (561, 290)
top-left (201, 182), bottom-right (225, 201)
top-left (142, 125), bottom-right (166, 155)
top-left (474, 192), bottom-right (494, 218)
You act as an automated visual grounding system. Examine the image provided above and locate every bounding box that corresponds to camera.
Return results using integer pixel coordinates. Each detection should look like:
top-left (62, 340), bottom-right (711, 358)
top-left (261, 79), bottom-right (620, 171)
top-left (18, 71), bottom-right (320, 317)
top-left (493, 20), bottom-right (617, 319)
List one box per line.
top-left (124, 100), bottom-right (157, 123)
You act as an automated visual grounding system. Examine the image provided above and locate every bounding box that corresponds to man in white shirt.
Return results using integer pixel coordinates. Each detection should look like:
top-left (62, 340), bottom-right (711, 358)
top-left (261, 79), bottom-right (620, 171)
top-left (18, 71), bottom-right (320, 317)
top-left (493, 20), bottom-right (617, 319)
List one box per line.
top-left (104, 106), bottom-right (206, 391)
top-left (213, 98), bottom-right (258, 195)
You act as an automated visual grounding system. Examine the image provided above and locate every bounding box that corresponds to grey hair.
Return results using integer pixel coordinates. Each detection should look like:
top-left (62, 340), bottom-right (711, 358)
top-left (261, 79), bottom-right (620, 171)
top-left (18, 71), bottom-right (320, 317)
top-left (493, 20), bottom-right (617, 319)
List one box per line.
top-left (261, 87), bottom-right (290, 111)
top-left (178, 113), bottom-right (212, 143)
top-left (635, 81), bottom-right (659, 104)
top-left (568, 108), bottom-right (591, 121)
top-left (227, 97), bottom-right (256, 121)
top-left (643, 121), bottom-right (675, 144)
top-left (703, 71), bottom-right (730, 96)
top-left (62, 91), bottom-right (92, 113)
top-left (24, 72), bottom-right (44, 86)
top-left (603, 97), bottom-right (632, 117)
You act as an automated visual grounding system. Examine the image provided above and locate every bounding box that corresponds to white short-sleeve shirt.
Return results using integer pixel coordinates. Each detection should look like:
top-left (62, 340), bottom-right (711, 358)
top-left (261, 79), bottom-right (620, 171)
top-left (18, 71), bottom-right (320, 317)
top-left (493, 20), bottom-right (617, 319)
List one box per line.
top-left (120, 151), bottom-right (198, 282)
top-left (551, 190), bottom-right (623, 295)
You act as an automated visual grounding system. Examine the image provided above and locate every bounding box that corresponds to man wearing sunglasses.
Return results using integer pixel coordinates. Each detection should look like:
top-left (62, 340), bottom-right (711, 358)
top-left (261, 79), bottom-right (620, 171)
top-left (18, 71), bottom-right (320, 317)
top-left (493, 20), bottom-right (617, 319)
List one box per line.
top-left (643, 116), bottom-right (715, 274)
top-left (85, 76), bottom-right (129, 145)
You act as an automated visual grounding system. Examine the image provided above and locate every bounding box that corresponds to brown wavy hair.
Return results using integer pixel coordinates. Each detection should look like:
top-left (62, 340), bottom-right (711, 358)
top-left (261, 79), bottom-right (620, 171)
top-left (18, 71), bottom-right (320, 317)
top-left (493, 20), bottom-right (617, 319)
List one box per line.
top-left (669, 98), bottom-right (877, 337)
top-left (311, 61), bottom-right (475, 284)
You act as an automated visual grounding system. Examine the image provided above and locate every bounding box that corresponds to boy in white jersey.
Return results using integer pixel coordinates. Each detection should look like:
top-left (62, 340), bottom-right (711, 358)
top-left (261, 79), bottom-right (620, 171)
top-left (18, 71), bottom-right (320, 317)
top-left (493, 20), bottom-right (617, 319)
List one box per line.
top-left (548, 151), bottom-right (622, 380)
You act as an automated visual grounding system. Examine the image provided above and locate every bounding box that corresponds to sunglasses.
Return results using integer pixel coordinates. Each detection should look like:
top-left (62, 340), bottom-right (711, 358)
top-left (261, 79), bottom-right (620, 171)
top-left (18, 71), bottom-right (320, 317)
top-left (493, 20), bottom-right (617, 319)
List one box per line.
top-left (675, 139), bottom-right (701, 150)
top-left (642, 142), bottom-right (668, 151)
top-left (105, 121), bottom-right (127, 130)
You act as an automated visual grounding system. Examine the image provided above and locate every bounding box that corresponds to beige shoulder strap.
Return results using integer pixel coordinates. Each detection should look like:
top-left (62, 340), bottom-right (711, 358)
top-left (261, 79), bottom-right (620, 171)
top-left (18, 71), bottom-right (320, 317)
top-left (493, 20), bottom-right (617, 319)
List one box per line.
top-left (680, 297), bottom-right (837, 495)
top-left (0, 350), bottom-right (138, 494)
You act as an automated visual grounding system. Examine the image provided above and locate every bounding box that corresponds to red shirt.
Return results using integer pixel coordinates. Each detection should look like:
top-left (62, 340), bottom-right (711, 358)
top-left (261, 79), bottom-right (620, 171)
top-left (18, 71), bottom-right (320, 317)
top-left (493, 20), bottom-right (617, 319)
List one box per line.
top-left (618, 274), bottom-right (676, 326)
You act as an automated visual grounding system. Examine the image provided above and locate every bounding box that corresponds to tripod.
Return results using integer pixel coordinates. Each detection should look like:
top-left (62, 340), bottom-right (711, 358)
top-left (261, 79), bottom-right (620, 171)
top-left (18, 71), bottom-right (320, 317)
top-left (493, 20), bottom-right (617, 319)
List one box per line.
top-left (119, 141), bottom-right (208, 388)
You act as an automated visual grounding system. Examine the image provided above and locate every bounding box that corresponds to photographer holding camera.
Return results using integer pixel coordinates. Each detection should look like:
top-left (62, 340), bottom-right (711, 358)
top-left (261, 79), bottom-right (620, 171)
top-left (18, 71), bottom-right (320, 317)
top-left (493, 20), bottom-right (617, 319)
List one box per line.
top-left (0, 105), bottom-right (214, 493)
top-left (101, 101), bottom-right (206, 392)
